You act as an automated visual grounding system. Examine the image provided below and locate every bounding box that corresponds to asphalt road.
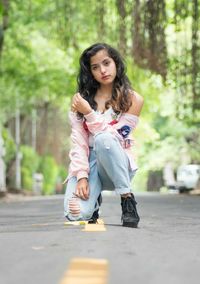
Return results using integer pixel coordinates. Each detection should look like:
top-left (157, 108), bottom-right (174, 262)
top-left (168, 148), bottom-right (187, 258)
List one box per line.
top-left (0, 192), bottom-right (200, 284)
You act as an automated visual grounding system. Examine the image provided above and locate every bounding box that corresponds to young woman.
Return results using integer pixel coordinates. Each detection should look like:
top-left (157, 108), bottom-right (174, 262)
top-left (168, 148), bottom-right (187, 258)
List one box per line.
top-left (64, 43), bottom-right (144, 228)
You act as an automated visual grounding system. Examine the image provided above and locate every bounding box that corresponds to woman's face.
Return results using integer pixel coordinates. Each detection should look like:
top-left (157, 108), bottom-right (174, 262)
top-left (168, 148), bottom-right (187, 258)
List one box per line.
top-left (90, 49), bottom-right (117, 86)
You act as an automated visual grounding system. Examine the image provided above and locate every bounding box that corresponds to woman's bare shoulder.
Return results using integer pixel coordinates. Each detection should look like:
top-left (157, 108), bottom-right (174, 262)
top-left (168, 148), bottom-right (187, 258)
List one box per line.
top-left (127, 90), bottom-right (144, 116)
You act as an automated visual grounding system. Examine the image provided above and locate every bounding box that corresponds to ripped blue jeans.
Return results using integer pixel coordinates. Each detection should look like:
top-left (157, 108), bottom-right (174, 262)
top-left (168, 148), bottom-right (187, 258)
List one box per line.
top-left (64, 132), bottom-right (136, 221)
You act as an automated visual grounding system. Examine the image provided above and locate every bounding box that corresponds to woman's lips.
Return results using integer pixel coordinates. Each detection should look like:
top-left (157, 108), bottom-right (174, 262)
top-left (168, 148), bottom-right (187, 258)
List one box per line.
top-left (101, 75), bottom-right (110, 80)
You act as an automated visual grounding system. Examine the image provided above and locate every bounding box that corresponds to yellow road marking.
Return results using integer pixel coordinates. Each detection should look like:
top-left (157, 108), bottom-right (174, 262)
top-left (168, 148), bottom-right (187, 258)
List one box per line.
top-left (59, 258), bottom-right (108, 284)
top-left (64, 219), bottom-right (106, 230)
top-left (32, 223), bottom-right (49, 227)
top-left (82, 224), bottom-right (106, 232)
top-left (96, 219), bottom-right (104, 225)
top-left (64, 221), bottom-right (88, 226)
top-left (82, 219), bottom-right (106, 232)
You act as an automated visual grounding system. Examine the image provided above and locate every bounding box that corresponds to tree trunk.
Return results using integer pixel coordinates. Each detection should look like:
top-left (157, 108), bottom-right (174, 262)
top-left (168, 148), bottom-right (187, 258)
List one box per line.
top-left (116, 0), bottom-right (127, 57)
top-left (37, 103), bottom-right (49, 155)
top-left (96, 1), bottom-right (106, 42)
top-left (191, 0), bottom-right (200, 111)
top-left (15, 107), bottom-right (21, 189)
top-left (147, 170), bottom-right (164, 192)
top-left (0, 127), bottom-right (6, 192)
top-left (0, 0), bottom-right (9, 58)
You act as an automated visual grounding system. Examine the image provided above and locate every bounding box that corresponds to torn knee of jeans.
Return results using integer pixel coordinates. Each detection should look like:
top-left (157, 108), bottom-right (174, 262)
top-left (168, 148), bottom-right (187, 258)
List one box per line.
top-left (68, 197), bottom-right (80, 217)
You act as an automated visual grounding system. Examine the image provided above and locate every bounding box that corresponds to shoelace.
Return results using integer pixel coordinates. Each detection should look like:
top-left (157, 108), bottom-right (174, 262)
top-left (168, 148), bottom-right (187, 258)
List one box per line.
top-left (122, 197), bottom-right (137, 213)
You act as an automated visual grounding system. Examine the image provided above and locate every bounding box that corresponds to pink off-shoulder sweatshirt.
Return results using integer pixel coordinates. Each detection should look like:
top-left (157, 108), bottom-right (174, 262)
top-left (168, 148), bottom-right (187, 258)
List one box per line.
top-left (65, 108), bottom-right (139, 182)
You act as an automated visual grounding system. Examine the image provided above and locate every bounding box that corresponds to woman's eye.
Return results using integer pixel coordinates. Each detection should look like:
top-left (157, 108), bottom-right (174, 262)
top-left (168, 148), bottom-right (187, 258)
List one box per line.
top-left (104, 61), bottom-right (110, 66)
top-left (92, 66), bottom-right (98, 71)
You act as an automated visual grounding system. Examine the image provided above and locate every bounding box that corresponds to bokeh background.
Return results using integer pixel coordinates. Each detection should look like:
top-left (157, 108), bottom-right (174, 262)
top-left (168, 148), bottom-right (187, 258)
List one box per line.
top-left (0, 0), bottom-right (199, 195)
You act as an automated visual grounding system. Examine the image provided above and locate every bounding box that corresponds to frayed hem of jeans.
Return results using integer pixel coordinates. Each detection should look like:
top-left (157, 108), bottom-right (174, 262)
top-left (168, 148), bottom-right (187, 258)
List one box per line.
top-left (115, 188), bottom-right (131, 195)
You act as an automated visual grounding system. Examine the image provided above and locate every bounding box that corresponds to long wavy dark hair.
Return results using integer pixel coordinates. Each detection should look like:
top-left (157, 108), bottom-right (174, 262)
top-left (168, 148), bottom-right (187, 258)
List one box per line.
top-left (77, 43), bottom-right (133, 117)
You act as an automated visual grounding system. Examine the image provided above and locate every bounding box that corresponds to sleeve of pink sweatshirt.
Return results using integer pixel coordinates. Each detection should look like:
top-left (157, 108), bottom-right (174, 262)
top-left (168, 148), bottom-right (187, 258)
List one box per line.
top-left (84, 110), bottom-right (139, 143)
top-left (68, 111), bottom-right (90, 180)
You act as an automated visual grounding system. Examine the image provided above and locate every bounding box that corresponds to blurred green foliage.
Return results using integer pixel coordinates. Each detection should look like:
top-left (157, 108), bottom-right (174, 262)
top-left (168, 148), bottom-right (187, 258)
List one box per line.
top-left (2, 128), bottom-right (16, 164)
top-left (0, 0), bottom-right (199, 192)
top-left (20, 145), bottom-right (40, 191)
top-left (38, 155), bottom-right (59, 195)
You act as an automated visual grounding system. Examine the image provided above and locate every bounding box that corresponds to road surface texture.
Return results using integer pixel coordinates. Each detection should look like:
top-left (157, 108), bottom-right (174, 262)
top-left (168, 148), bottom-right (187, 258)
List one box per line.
top-left (0, 192), bottom-right (200, 284)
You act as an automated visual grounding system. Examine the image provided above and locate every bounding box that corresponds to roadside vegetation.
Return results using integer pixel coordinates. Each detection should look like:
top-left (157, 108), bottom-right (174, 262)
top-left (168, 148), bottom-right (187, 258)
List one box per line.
top-left (0, 0), bottom-right (199, 194)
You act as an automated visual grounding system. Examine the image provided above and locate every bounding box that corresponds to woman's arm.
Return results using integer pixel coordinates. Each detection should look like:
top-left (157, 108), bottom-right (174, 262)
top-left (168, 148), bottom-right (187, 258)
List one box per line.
top-left (71, 91), bottom-right (144, 148)
top-left (68, 111), bottom-right (90, 181)
top-left (126, 91), bottom-right (144, 116)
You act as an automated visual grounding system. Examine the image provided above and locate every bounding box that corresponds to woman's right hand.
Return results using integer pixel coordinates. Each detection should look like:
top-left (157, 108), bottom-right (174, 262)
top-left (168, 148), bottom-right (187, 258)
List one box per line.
top-left (71, 93), bottom-right (92, 115)
top-left (74, 178), bottom-right (90, 200)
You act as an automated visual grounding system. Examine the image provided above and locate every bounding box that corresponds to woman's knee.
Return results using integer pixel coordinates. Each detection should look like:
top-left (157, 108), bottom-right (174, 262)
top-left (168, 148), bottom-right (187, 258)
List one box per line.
top-left (80, 206), bottom-right (94, 220)
top-left (94, 132), bottom-right (117, 150)
top-left (64, 197), bottom-right (94, 221)
top-left (64, 197), bottom-right (80, 221)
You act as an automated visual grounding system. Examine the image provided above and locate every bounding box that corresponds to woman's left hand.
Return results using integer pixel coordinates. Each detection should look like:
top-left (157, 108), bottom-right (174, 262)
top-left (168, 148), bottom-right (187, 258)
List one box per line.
top-left (72, 93), bottom-right (92, 115)
top-left (74, 178), bottom-right (90, 200)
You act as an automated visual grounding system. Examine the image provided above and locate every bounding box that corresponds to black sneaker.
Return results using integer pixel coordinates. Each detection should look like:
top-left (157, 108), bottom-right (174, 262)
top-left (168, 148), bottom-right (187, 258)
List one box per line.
top-left (121, 193), bottom-right (140, 228)
top-left (88, 209), bottom-right (99, 224)
top-left (88, 194), bottom-right (102, 224)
